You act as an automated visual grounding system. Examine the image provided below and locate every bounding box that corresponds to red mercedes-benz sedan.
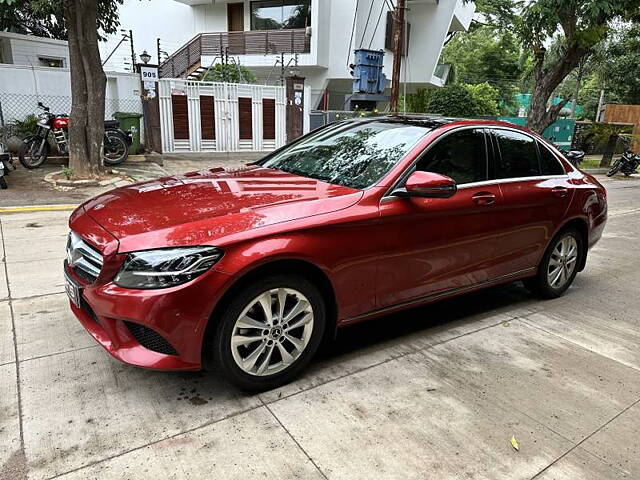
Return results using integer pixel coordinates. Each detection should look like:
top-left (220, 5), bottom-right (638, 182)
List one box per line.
top-left (65, 117), bottom-right (607, 390)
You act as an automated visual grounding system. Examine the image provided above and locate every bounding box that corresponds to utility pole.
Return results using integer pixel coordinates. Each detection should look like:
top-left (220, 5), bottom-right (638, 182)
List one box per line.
top-left (390, 0), bottom-right (406, 113)
top-left (129, 29), bottom-right (136, 72)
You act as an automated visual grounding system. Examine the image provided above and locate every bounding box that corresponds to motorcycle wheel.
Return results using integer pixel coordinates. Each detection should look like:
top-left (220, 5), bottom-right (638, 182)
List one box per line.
top-left (103, 133), bottom-right (129, 166)
top-left (18, 138), bottom-right (48, 169)
top-left (607, 159), bottom-right (622, 177)
top-left (0, 176), bottom-right (7, 189)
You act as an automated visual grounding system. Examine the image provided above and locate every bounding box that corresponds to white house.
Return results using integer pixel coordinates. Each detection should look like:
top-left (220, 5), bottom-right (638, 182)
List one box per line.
top-left (108, 0), bottom-right (473, 111)
top-left (0, 31), bottom-right (70, 68)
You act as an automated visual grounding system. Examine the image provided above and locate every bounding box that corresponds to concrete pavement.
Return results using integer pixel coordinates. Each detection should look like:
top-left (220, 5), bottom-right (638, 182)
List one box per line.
top-left (1, 175), bottom-right (639, 479)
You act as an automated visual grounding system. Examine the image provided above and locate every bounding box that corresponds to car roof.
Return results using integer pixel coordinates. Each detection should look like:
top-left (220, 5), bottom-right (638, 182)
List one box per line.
top-left (348, 114), bottom-right (535, 134)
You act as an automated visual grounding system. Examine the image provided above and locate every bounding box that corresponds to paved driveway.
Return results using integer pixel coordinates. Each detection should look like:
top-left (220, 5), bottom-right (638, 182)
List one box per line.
top-left (1, 176), bottom-right (639, 479)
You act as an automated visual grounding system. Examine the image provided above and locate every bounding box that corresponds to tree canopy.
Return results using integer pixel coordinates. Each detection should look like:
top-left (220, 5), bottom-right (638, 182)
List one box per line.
top-left (0, 0), bottom-right (122, 40)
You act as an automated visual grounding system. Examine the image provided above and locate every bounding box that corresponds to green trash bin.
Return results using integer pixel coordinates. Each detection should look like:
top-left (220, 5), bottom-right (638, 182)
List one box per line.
top-left (113, 112), bottom-right (143, 155)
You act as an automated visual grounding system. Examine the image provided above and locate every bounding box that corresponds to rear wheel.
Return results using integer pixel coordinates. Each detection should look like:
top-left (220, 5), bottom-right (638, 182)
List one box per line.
top-left (607, 159), bottom-right (622, 177)
top-left (212, 274), bottom-right (326, 391)
top-left (103, 132), bottom-right (129, 166)
top-left (524, 228), bottom-right (583, 299)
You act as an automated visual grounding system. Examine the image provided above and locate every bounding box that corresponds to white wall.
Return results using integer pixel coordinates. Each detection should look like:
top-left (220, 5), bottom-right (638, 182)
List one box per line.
top-left (0, 64), bottom-right (142, 123)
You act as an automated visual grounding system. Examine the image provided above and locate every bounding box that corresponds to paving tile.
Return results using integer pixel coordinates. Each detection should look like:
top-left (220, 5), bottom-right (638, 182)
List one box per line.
top-left (0, 363), bottom-right (23, 479)
top-left (14, 293), bottom-right (95, 361)
top-left (57, 407), bottom-right (324, 480)
top-left (580, 402), bottom-right (640, 479)
top-left (7, 258), bottom-right (65, 299)
top-left (20, 347), bottom-right (262, 479)
top-left (0, 301), bottom-right (14, 365)
top-left (535, 447), bottom-right (630, 480)
top-left (269, 350), bottom-right (573, 480)
top-left (4, 234), bottom-right (66, 263)
top-left (421, 321), bottom-right (640, 443)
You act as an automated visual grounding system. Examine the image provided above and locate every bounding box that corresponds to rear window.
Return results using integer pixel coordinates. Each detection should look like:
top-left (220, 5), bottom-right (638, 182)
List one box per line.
top-left (492, 129), bottom-right (540, 179)
top-left (538, 144), bottom-right (566, 176)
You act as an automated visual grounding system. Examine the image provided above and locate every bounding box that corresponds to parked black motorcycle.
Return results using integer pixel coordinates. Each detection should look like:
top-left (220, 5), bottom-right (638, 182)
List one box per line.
top-left (18, 102), bottom-right (132, 169)
top-left (0, 141), bottom-right (15, 189)
top-left (607, 142), bottom-right (640, 177)
top-left (562, 149), bottom-right (585, 167)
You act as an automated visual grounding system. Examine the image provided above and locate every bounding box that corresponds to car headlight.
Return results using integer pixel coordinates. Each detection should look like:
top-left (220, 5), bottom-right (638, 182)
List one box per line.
top-left (114, 246), bottom-right (223, 289)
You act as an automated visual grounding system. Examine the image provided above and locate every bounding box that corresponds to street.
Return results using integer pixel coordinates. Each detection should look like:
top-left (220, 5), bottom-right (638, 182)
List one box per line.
top-left (1, 174), bottom-right (639, 480)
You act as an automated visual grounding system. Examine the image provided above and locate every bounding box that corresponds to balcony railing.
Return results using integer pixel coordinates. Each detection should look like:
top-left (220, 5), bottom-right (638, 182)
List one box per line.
top-left (160, 29), bottom-right (311, 79)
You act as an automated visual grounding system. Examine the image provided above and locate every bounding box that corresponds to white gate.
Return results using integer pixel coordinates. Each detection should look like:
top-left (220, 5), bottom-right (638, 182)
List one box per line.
top-left (159, 78), bottom-right (286, 153)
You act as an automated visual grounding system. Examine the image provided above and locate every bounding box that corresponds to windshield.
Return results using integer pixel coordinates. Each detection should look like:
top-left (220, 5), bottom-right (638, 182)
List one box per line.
top-left (260, 120), bottom-right (431, 189)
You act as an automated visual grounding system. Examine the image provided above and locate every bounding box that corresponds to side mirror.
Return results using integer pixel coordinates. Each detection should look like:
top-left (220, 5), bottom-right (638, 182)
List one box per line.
top-left (37, 101), bottom-right (43, 107)
top-left (394, 171), bottom-right (457, 199)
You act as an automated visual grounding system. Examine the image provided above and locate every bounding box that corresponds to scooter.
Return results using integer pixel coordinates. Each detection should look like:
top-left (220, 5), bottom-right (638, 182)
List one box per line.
top-left (562, 149), bottom-right (585, 167)
top-left (0, 141), bottom-right (15, 189)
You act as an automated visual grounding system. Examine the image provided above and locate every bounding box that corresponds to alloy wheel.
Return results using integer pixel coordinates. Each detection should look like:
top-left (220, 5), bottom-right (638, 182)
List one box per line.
top-left (230, 288), bottom-right (314, 376)
top-left (547, 235), bottom-right (578, 289)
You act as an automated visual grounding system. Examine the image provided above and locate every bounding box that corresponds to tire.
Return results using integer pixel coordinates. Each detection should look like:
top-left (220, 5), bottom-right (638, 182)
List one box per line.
top-left (607, 159), bottom-right (622, 177)
top-left (103, 133), bottom-right (129, 166)
top-left (211, 274), bottom-right (326, 391)
top-left (523, 228), bottom-right (583, 299)
top-left (18, 138), bottom-right (48, 169)
top-left (0, 176), bottom-right (7, 189)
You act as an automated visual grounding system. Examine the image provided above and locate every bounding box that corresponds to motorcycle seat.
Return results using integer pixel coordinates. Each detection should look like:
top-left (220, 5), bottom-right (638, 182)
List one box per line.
top-left (104, 120), bottom-right (120, 129)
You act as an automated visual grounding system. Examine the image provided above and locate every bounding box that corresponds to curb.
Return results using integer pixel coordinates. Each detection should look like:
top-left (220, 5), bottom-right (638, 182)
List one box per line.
top-left (0, 204), bottom-right (77, 214)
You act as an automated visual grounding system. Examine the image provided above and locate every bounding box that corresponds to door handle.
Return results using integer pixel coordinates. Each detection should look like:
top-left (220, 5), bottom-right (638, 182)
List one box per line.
top-left (551, 187), bottom-right (569, 198)
top-left (472, 192), bottom-right (496, 206)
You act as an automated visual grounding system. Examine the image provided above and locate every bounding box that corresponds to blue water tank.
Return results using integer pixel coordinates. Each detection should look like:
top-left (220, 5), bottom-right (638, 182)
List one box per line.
top-left (350, 49), bottom-right (387, 95)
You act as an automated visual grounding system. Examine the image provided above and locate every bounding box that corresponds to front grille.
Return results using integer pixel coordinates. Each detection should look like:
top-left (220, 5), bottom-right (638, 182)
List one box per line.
top-left (67, 232), bottom-right (103, 283)
top-left (124, 321), bottom-right (178, 355)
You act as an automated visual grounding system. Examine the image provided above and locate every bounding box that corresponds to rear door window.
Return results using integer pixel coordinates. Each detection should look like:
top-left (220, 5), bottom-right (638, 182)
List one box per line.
top-left (492, 129), bottom-right (541, 179)
top-left (416, 128), bottom-right (488, 184)
top-left (538, 144), bottom-right (566, 176)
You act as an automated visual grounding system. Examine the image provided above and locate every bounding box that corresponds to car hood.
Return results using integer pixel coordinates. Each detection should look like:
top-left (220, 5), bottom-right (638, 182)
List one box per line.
top-left (83, 166), bottom-right (362, 252)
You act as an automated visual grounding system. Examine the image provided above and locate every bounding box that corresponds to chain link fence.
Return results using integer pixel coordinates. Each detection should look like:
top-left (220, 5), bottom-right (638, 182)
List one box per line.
top-left (0, 92), bottom-right (142, 129)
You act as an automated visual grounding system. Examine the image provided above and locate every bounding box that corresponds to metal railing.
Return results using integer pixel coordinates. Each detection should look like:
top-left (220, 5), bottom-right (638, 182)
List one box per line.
top-left (160, 29), bottom-right (311, 79)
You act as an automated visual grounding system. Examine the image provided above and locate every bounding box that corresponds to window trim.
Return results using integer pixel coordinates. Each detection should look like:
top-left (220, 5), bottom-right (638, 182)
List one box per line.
top-left (383, 124), bottom-right (570, 201)
top-left (382, 125), bottom-right (490, 200)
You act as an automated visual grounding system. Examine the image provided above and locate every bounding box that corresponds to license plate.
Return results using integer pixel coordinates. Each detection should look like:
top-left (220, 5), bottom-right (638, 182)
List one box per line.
top-left (65, 273), bottom-right (82, 307)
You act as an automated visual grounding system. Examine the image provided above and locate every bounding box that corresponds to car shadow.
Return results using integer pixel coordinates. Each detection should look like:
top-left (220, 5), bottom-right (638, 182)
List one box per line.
top-left (318, 281), bottom-right (536, 360)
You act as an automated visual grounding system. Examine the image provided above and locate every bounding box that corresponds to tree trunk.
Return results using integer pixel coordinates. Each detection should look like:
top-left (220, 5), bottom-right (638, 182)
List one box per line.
top-left (64, 0), bottom-right (106, 179)
top-left (526, 45), bottom-right (589, 133)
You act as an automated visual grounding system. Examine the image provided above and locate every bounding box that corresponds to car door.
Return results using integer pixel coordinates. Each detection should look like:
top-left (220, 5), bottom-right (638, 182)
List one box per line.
top-left (488, 128), bottom-right (574, 276)
top-left (375, 127), bottom-right (503, 309)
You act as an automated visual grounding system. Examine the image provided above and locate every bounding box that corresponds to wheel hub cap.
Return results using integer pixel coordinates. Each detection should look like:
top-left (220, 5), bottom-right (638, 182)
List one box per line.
top-left (230, 288), bottom-right (314, 377)
top-left (547, 235), bottom-right (578, 289)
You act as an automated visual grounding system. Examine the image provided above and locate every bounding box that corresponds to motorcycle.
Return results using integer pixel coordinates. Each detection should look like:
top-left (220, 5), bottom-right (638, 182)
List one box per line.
top-left (607, 139), bottom-right (640, 177)
top-left (18, 102), bottom-right (132, 169)
top-left (0, 141), bottom-right (15, 189)
top-left (562, 149), bottom-right (585, 167)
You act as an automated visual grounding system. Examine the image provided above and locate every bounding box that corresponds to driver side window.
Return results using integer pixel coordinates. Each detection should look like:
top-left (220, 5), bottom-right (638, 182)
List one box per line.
top-left (415, 129), bottom-right (488, 185)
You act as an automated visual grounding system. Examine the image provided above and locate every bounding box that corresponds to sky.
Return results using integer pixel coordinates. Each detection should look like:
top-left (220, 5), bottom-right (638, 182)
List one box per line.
top-left (100, 0), bottom-right (197, 72)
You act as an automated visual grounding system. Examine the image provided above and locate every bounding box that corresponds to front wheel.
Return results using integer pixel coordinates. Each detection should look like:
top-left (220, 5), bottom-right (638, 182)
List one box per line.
top-left (18, 138), bottom-right (48, 169)
top-left (102, 132), bottom-right (129, 166)
top-left (0, 176), bottom-right (7, 189)
top-left (523, 228), bottom-right (583, 299)
top-left (212, 274), bottom-right (326, 391)
top-left (607, 159), bottom-right (623, 177)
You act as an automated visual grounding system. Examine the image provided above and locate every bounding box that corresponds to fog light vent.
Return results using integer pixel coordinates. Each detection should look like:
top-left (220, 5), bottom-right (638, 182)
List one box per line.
top-left (124, 321), bottom-right (178, 355)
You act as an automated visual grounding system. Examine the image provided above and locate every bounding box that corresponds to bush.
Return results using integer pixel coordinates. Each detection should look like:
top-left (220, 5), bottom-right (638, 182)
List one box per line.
top-left (201, 64), bottom-right (257, 84)
top-left (11, 114), bottom-right (39, 138)
top-left (402, 83), bottom-right (501, 117)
